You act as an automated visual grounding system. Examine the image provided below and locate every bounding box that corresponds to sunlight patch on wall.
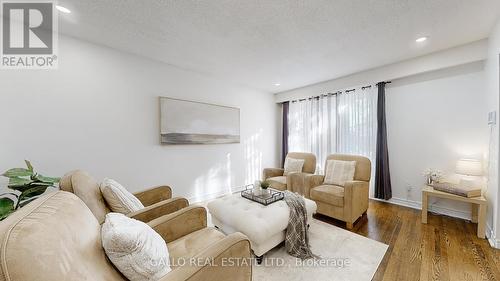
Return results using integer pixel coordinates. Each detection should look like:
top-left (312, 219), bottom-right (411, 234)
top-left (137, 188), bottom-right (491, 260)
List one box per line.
top-left (192, 153), bottom-right (233, 202)
top-left (244, 131), bottom-right (263, 184)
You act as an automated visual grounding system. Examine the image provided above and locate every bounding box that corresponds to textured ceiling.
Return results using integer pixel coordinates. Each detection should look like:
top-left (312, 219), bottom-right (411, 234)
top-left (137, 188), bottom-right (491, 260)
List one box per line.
top-left (57, 0), bottom-right (500, 93)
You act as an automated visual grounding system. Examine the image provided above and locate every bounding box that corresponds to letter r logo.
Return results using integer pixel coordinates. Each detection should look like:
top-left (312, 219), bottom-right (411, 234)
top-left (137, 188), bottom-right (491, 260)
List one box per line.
top-left (2, 2), bottom-right (53, 54)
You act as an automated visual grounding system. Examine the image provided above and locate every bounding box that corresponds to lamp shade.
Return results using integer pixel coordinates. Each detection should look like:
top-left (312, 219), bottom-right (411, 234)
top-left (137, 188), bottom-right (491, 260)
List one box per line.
top-left (455, 159), bottom-right (483, 176)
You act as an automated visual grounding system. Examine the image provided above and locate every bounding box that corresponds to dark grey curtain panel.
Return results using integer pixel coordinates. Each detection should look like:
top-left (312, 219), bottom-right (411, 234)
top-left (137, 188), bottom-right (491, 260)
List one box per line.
top-left (282, 101), bottom-right (289, 167)
top-left (374, 82), bottom-right (392, 200)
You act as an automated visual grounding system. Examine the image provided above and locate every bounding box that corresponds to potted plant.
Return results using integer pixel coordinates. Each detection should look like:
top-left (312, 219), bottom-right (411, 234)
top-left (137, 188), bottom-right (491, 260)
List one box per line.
top-left (0, 160), bottom-right (60, 220)
top-left (260, 180), bottom-right (271, 195)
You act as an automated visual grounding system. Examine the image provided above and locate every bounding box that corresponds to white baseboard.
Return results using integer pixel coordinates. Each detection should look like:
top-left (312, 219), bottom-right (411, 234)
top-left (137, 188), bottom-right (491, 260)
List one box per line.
top-left (486, 224), bottom-right (500, 249)
top-left (188, 190), bottom-right (230, 204)
top-left (188, 186), bottom-right (247, 204)
top-left (371, 196), bottom-right (471, 221)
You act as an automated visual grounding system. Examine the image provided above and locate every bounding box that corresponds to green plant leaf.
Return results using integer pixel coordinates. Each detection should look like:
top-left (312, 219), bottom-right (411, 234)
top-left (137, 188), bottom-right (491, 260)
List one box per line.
top-left (24, 160), bottom-right (34, 172)
top-left (8, 177), bottom-right (33, 188)
top-left (0, 197), bottom-right (15, 220)
top-left (19, 185), bottom-right (49, 202)
top-left (34, 175), bottom-right (60, 184)
top-left (31, 181), bottom-right (53, 186)
top-left (2, 168), bottom-right (32, 178)
top-left (18, 196), bottom-right (39, 208)
top-left (261, 180), bottom-right (271, 189)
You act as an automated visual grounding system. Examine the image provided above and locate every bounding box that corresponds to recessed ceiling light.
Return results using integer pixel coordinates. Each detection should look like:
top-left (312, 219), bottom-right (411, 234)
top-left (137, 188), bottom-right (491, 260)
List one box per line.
top-left (56, 5), bottom-right (71, 14)
top-left (274, 83), bottom-right (281, 86)
top-left (416, 36), bottom-right (428, 43)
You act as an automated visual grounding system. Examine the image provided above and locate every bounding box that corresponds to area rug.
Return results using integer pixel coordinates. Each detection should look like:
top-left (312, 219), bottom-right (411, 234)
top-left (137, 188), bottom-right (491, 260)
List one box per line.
top-left (251, 219), bottom-right (388, 281)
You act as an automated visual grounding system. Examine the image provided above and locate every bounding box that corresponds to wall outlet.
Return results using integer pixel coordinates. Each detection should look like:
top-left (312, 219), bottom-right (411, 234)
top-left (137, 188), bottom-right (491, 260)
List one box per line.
top-left (488, 111), bottom-right (496, 125)
top-left (405, 183), bottom-right (414, 200)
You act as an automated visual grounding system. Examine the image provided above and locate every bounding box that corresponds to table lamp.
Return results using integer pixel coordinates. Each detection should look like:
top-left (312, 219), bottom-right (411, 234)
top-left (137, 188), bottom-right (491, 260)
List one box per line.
top-left (456, 159), bottom-right (483, 188)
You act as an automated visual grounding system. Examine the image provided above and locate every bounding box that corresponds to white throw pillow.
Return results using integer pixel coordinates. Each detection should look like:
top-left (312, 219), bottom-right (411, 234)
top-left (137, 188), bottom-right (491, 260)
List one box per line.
top-left (283, 158), bottom-right (305, 176)
top-left (101, 213), bottom-right (171, 281)
top-left (100, 178), bottom-right (144, 214)
top-left (323, 160), bottom-right (356, 186)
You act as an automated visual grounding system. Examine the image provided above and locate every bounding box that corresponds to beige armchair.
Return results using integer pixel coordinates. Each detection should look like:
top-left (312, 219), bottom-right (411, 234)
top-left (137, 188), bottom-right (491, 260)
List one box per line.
top-left (304, 154), bottom-right (371, 229)
top-left (262, 152), bottom-right (316, 191)
top-left (60, 170), bottom-right (189, 224)
top-left (0, 191), bottom-right (252, 281)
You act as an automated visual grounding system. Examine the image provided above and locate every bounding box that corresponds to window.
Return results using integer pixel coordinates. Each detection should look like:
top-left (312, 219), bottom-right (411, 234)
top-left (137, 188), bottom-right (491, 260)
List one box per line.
top-left (288, 87), bottom-right (377, 173)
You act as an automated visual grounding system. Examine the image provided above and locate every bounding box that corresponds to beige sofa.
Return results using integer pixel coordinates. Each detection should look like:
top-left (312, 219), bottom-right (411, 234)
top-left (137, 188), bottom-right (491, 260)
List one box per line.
top-left (304, 154), bottom-right (371, 229)
top-left (0, 191), bottom-right (252, 281)
top-left (60, 170), bottom-right (189, 223)
top-left (263, 152), bottom-right (316, 191)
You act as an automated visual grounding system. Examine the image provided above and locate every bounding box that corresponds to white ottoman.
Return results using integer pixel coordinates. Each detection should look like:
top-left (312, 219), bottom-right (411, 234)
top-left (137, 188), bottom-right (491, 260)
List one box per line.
top-left (207, 193), bottom-right (317, 260)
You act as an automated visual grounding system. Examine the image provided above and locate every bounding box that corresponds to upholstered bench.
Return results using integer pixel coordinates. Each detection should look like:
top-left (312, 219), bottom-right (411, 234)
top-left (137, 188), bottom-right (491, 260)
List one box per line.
top-left (207, 193), bottom-right (317, 262)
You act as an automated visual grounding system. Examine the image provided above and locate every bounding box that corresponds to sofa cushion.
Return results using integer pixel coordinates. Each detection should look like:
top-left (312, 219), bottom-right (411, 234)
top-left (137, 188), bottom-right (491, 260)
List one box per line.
top-left (0, 191), bottom-right (125, 281)
top-left (100, 178), bottom-right (144, 214)
top-left (310, 185), bottom-right (345, 207)
top-left (283, 157), bottom-right (305, 176)
top-left (167, 228), bottom-right (225, 268)
top-left (102, 213), bottom-right (171, 281)
top-left (286, 152), bottom-right (317, 174)
top-left (267, 176), bottom-right (287, 190)
top-left (325, 154), bottom-right (371, 182)
top-left (59, 170), bottom-right (111, 224)
top-left (323, 160), bottom-right (356, 186)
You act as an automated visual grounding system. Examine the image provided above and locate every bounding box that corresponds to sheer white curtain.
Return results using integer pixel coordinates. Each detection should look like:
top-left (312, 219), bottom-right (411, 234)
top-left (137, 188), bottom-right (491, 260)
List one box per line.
top-left (337, 87), bottom-right (378, 163)
top-left (288, 95), bottom-right (337, 172)
top-left (288, 86), bottom-right (377, 173)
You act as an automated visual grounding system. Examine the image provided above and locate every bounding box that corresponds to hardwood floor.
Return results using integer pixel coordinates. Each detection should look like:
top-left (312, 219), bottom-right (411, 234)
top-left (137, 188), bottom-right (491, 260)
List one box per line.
top-left (314, 200), bottom-right (500, 281)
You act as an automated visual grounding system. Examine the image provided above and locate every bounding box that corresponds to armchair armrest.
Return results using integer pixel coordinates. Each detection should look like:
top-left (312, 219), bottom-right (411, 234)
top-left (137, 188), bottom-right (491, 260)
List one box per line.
top-left (304, 174), bottom-right (325, 198)
top-left (263, 168), bottom-right (284, 180)
top-left (148, 205), bottom-right (207, 242)
top-left (343, 181), bottom-right (369, 222)
top-left (159, 232), bottom-right (252, 281)
top-left (133, 185), bottom-right (172, 206)
top-left (287, 172), bottom-right (311, 195)
top-left (128, 197), bottom-right (189, 222)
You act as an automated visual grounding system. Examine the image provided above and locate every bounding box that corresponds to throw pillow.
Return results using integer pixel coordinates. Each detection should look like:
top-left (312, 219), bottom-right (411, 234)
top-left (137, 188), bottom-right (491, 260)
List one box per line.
top-left (101, 213), bottom-right (171, 281)
top-left (283, 158), bottom-right (305, 176)
top-left (100, 178), bottom-right (144, 214)
top-left (323, 160), bottom-right (356, 186)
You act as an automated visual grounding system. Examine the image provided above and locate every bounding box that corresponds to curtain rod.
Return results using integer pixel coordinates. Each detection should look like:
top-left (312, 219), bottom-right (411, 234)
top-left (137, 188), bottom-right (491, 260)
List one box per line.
top-left (286, 81), bottom-right (391, 103)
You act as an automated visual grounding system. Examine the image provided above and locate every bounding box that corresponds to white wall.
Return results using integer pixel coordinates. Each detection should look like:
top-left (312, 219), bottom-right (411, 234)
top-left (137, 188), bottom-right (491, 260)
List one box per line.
top-left (386, 62), bottom-right (489, 217)
top-left (485, 19), bottom-right (500, 247)
top-left (0, 36), bottom-right (279, 202)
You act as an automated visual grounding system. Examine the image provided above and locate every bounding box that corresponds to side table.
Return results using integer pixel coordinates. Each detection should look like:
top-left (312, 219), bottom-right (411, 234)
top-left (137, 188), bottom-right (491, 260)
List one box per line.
top-left (422, 185), bottom-right (487, 238)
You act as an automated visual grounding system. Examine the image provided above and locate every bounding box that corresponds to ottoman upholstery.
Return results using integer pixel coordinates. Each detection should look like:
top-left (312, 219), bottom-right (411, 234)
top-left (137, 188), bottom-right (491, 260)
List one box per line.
top-left (207, 194), bottom-right (317, 256)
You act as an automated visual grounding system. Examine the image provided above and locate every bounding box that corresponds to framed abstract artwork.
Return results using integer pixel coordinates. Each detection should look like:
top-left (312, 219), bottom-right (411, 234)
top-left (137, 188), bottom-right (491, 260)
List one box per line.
top-left (159, 97), bottom-right (240, 144)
